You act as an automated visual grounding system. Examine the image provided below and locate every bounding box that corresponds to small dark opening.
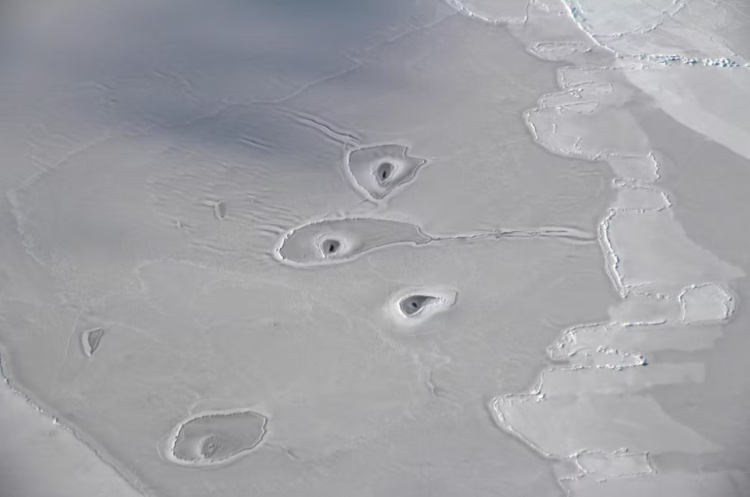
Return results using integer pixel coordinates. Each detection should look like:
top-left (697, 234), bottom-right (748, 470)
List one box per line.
top-left (322, 239), bottom-right (341, 255)
top-left (376, 162), bottom-right (394, 183)
top-left (400, 295), bottom-right (434, 316)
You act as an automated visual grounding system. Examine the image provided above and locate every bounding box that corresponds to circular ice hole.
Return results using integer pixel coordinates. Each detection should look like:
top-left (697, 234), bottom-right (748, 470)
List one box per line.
top-left (376, 162), bottom-right (395, 184)
top-left (399, 295), bottom-right (436, 316)
top-left (320, 238), bottom-right (342, 256)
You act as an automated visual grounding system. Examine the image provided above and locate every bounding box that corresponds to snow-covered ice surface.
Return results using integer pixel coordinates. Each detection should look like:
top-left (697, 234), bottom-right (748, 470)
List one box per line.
top-left (1, 0), bottom-right (750, 496)
top-left (0, 374), bottom-right (142, 497)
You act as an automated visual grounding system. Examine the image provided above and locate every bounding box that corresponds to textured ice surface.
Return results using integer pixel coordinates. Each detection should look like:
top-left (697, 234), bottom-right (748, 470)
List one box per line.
top-left (605, 209), bottom-right (742, 295)
top-left (0, 3), bottom-right (620, 496)
top-left (538, 363), bottom-right (705, 395)
top-left (563, 469), bottom-right (750, 497)
top-left (1, 0), bottom-right (749, 495)
top-left (680, 283), bottom-right (736, 324)
top-left (486, 0), bottom-right (750, 494)
top-left (575, 449), bottom-right (653, 478)
top-left (0, 375), bottom-right (143, 497)
top-left (446, 0), bottom-right (530, 24)
top-left (493, 392), bottom-right (720, 457)
top-left (556, 0), bottom-right (750, 161)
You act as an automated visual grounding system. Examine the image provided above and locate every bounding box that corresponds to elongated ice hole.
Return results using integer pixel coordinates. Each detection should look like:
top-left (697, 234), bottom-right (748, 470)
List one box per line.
top-left (167, 411), bottom-right (267, 467)
top-left (387, 288), bottom-right (458, 328)
top-left (81, 328), bottom-right (104, 358)
top-left (201, 199), bottom-right (228, 221)
top-left (214, 201), bottom-right (227, 221)
top-left (275, 218), bottom-right (430, 266)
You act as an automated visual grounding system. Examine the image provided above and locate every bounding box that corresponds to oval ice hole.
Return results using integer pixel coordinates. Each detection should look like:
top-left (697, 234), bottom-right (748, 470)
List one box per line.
top-left (376, 162), bottom-right (395, 184)
top-left (321, 238), bottom-right (341, 256)
top-left (400, 295), bottom-right (436, 316)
